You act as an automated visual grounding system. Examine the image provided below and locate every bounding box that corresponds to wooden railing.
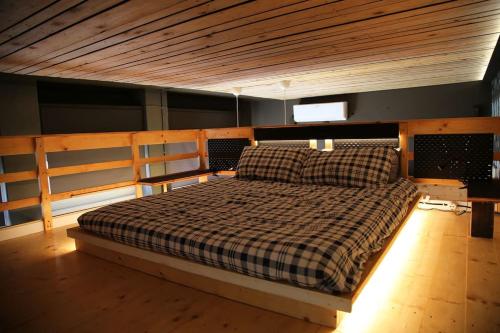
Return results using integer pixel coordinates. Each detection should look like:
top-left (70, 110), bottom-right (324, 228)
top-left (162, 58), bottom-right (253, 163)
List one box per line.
top-left (402, 117), bottom-right (500, 185)
top-left (0, 127), bottom-right (253, 231)
top-left (1, 118), bottom-right (498, 232)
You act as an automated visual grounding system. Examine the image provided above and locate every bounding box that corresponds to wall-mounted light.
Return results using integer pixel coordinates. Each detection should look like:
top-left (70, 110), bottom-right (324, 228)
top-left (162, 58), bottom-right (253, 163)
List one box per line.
top-left (231, 87), bottom-right (242, 127)
top-left (324, 139), bottom-right (333, 151)
top-left (279, 80), bottom-right (290, 125)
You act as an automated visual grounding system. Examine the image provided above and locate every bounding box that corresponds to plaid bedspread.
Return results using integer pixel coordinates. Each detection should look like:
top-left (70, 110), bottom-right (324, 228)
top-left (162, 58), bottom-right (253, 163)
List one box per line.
top-left (78, 178), bottom-right (417, 293)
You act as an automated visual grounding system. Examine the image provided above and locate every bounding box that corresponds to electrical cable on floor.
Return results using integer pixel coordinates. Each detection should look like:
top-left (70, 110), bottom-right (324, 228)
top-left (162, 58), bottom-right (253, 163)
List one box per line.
top-left (454, 202), bottom-right (471, 216)
top-left (418, 196), bottom-right (471, 215)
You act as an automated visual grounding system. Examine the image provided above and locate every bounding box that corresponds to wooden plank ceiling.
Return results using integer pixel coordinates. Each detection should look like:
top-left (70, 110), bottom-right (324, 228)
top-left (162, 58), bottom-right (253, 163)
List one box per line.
top-left (0, 0), bottom-right (499, 99)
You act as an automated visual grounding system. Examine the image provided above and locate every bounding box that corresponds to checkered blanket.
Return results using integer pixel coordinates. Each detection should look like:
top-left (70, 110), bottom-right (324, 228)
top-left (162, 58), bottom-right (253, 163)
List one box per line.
top-left (78, 178), bottom-right (417, 293)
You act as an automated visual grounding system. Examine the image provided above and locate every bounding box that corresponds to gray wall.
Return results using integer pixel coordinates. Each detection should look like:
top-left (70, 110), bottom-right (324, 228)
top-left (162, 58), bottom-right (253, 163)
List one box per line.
top-left (0, 76), bottom-right (40, 135)
top-left (167, 91), bottom-right (251, 130)
top-left (251, 99), bottom-right (300, 126)
top-left (40, 104), bottom-right (144, 134)
top-left (251, 81), bottom-right (491, 125)
top-left (143, 88), bottom-right (168, 195)
top-left (169, 108), bottom-right (241, 129)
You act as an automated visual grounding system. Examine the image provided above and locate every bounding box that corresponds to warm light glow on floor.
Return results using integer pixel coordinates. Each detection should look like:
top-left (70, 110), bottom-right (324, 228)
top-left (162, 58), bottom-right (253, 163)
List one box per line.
top-left (336, 209), bottom-right (425, 333)
top-left (60, 239), bottom-right (76, 253)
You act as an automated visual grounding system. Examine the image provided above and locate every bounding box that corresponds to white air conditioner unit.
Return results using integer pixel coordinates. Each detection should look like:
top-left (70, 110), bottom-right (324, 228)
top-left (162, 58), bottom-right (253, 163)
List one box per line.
top-left (293, 102), bottom-right (348, 123)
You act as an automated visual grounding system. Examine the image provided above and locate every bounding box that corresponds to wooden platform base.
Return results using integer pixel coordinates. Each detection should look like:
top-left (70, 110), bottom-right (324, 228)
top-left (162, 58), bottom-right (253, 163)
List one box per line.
top-left (67, 195), bottom-right (421, 328)
top-left (70, 232), bottom-right (343, 327)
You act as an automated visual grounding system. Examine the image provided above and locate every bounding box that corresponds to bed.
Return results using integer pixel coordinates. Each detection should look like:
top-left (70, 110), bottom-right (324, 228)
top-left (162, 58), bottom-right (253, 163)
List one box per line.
top-left (68, 145), bottom-right (419, 327)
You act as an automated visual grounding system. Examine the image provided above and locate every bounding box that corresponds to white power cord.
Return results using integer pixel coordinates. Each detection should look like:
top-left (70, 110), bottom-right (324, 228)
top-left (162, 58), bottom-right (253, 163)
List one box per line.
top-left (418, 195), bottom-right (470, 215)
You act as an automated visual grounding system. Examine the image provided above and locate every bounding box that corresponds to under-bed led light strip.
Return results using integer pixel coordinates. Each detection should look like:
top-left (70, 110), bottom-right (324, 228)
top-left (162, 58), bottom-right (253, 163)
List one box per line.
top-left (338, 210), bottom-right (424, 331)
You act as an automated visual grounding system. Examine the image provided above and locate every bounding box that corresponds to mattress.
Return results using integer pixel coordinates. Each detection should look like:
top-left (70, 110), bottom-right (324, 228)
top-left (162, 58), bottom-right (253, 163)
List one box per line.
top-left (78, 178), bottom-right (418, 293)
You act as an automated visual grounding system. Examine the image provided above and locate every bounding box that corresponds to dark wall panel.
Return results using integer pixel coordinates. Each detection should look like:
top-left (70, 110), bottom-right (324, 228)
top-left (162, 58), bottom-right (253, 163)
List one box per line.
top-left (38, 81), bottom-right (145, 134)
top-left (40, 104), bottom-right (144, 134)
top-left (38, 81), bottom-right (144, 106)
top-left (167, 91), bottom-right (251, 129)
top-left (168, 108), bottom-right (236, 129)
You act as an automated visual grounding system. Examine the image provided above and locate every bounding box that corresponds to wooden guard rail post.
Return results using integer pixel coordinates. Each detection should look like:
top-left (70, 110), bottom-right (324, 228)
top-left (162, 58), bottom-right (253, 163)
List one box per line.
top-left (35, 137), bottom-right (52, 230)
top-left (131, 133), bottom-right (142, 198)
top-left (197, 130), bottom-right (207, 171)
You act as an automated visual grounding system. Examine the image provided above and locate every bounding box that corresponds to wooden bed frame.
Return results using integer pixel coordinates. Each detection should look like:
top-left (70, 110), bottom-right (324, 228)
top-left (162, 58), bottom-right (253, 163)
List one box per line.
top-left (67, 194), bottom-right (421, 328)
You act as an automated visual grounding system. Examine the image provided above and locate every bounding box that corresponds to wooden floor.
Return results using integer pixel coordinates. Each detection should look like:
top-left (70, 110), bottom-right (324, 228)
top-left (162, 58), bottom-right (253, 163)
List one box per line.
top-left (0, 209), bottom-right (499, 333)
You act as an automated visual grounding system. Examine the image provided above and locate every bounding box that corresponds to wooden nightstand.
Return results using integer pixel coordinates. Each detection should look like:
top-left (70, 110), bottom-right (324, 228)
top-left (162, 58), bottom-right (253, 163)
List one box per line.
top-left (467, 180), bottom-right (500, 238)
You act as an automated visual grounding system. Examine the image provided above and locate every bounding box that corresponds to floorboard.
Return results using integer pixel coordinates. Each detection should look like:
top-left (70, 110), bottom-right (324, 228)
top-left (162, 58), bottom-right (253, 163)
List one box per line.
top-left (0, 209), bottom-right (498, 332)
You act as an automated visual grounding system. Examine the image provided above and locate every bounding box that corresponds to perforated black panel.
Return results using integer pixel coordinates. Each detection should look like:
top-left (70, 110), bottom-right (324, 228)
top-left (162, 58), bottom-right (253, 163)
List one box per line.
top-left (333, 138), bottom-right (399, 149)
top-left (414, 134), bottom-right (493, 182)
top-left (208, 139), bottom-right (250, 171)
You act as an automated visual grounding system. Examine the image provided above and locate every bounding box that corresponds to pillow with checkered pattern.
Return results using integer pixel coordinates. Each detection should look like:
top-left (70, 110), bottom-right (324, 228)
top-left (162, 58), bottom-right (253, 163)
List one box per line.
top-left (236, 146), bottom-right (311, 183)
top-left (301, 146), bottom-right (396, 187)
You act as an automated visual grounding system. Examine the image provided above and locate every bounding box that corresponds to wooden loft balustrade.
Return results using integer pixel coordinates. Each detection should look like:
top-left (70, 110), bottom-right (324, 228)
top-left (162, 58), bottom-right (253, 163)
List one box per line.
top-left (135, 128), bottom-right (253, 191)
top-left (204, 127), bottom-right (254, 177)
top-left (0, 128), bottom-right (254, 232)
top-left (403, 117), bottom-right (500, 185)
top-left (1, 119), bottom-right (498, 233)
top-left (39, 132), bottom-right (136, 230)
top-left (407, 117), bottom-right (500, 135)
top-left (204, 127), bottom-right (254, 140)
top-left (133, 130), bottom-right (206, 192)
